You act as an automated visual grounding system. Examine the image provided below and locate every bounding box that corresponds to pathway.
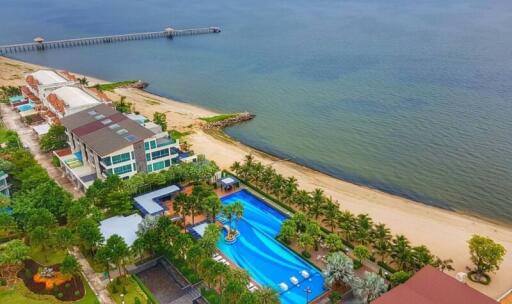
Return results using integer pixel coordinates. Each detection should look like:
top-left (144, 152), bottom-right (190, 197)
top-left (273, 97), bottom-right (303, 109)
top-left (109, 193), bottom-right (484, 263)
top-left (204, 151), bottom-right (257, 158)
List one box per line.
top-left (0, 104), bottom-right (82, 198)
top-left (70, 247), bottom-right (115, 304)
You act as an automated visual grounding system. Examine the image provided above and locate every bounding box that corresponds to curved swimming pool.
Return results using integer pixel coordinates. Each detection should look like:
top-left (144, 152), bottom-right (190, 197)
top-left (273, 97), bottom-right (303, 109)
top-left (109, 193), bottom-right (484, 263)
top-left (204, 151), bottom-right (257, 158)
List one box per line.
top-left (218, 189), bottom-right (326, 304)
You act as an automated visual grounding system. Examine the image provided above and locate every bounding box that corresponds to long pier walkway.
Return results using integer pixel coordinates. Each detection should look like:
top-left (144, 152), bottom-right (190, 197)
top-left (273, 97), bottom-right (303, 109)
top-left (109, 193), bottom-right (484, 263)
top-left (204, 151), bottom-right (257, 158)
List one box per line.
top-left (0, 26), bottom-right (220, 55)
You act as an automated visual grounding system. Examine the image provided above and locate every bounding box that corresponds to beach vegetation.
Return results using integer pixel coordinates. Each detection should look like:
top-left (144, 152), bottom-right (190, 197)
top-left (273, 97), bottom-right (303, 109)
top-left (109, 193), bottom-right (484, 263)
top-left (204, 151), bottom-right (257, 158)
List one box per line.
top-left (169, 129), bottom-right (192, 140)
top-left (0, 86), bottom-right (21, 103)
top-left (389, 271), bottom-right (412, 286)
top-left (152, 112), bottom-right (167, 131)
top-left (93, 80), bottom-right (137, 92)
top-left (113, 96), bottom-right (132, 113)
top-left (352, 271), bottom-right (388, 304)
top-left (39, 125), bottom-right (68, 152)
top-left (467, 234), bottom-right (506, 284)
top-left (78, 77), bottom-right (89, 86)
top-left (199, 113), bottom-right (238, 124)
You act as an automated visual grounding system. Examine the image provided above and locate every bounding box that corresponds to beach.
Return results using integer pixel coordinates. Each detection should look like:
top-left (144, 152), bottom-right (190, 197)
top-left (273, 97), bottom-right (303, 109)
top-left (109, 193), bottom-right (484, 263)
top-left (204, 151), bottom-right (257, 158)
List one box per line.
top-left (1, 56), bottom-right (511, 298)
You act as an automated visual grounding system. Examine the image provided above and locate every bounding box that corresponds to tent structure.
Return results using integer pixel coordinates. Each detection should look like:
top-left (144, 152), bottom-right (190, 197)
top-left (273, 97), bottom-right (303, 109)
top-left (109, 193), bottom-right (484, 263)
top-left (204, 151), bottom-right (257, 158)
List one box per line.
top-left (219, 176), bottom-right (240, 191)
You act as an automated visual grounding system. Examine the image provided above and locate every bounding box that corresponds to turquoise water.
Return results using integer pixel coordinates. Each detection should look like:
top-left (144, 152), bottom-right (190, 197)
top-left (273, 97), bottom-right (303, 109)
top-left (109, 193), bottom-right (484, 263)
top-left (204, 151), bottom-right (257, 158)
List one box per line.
top-left (16, 103), bottom-right (34, 112)
top-left (218, 190), bottom-right (326, 303)
top-left (1, 0), bottom-right (512, 223)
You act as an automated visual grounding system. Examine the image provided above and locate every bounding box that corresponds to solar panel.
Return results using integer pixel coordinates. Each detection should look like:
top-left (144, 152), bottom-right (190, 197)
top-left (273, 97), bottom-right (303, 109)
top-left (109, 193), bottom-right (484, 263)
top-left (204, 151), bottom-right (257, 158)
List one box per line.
top-left (109, 124), bottom-right (120, 129)
top-left (101, 119), bottom-right (112, 125)
top-left (116, 129), bottom-right (128, 135)
top-left (95, 114), bottom-right (105, 120)
top-left (124, 134), bottom-right (138, 142)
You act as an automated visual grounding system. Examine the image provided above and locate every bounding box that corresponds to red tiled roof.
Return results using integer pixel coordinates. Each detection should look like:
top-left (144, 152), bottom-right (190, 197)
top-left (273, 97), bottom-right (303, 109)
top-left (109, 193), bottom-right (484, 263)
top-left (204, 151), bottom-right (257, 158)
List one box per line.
top-left (54, 147), bottom-right (72, 157)
top-left (372, 266), bottom-right (498, 304)
top-left (73, 112), bottom-right (126, 137)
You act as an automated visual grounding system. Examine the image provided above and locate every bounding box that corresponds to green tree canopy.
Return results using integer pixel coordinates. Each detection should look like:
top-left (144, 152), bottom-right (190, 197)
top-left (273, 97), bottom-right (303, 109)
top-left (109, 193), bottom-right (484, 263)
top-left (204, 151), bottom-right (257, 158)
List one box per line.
top-left (468, 234), bottom-right (506, 276)
top-left (39, 125), bottom-right (68, 152)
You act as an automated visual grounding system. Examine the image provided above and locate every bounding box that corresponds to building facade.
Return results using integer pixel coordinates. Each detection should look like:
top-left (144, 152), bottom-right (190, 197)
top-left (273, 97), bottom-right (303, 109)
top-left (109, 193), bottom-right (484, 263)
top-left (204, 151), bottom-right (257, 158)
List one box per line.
top-left (58, 104), bottom-right (180, 191)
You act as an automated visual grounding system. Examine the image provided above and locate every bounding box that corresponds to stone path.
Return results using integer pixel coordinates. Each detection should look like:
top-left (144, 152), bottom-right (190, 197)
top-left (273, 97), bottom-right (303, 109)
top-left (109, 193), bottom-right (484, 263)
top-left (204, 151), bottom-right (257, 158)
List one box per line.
top-left (71, 247), bottom-right (115, 304)
top-left (0, 104), bottom-right (82, 198)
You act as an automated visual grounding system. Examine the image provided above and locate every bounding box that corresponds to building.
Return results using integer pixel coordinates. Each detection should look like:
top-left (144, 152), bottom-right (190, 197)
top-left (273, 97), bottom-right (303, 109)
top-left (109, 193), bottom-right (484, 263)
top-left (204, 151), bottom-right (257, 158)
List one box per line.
top-left (44, 86), bottom-right (100, 119)
top-left (99, 214), bottom-right (143, 247)
top-left (0, 171), bottom-right (10, 197)
top-left (25, 70), bottom-right (74, 99)
top-left (57, 104), bottom-right (181, 191)
top-left (373, 265), bottom-right (498, 304)
top-left (133, 184), bottom-right (181, 217)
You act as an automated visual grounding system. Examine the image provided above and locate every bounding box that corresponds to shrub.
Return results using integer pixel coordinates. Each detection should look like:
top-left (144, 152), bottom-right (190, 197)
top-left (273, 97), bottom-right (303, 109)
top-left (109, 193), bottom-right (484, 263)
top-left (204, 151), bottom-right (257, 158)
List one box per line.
top-left (51, 155), bottom-right (61, 167)
top-left (65, 283), bottom-right (71, 288)
top-left (329, 291), bottom-right (341, 304)
top-left (112, 284), bottom-right (118, 293)
top-left (353, 259), bottom-right (363, 270)
top-left (389, 271), bottom-right (412, 286)
top-left (74, 290), bottom-right (81, 296)
top-left (57, 292), bottom-right (64, 298)
top-left (0, 278), bottom-right (6, 286)
top-left (134, 297), bottom-right (142, 304)
top-left (122, 286), bottom-right (127, 294)
top-left (301, 250), bottom-right (311, 258)
top-left (24, 268), bottom-right (32, 279)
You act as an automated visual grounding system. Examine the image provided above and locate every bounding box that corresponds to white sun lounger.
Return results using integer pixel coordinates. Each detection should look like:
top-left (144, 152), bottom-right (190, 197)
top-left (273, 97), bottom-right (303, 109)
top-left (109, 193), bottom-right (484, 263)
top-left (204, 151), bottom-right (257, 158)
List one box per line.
top-left (213, 256), bottom-right (224, 262)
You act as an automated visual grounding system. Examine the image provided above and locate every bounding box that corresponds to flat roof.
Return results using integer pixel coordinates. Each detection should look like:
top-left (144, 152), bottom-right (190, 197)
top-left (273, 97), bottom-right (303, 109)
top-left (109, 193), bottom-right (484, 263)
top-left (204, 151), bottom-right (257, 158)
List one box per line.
top-left (373, 265), bottom-right (498, 304)
top-left (52, 87), bottom-right (100, 110)
top-left (133, 185), bottom-right (180, 215)
top-left (99, 214), bottom-right (143, 247)
top-left (31, 70), bottom-right (67, 85)
top-left (32, 123), bottom-right (51, 136)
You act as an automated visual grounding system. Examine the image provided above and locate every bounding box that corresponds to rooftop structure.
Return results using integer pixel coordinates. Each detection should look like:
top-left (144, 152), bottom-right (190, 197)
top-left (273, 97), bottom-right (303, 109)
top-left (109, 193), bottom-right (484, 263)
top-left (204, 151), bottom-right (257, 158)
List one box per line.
top-left (133, 184), bottom-right (181, 216)
top-left (99, 214), bottom-right (143, 247)
top-left (29, 70), bottom-right (67, 86)
top-left (47, 86), bottom-right (100, 117)
top-left (373, 265), bottom-right (498, 304)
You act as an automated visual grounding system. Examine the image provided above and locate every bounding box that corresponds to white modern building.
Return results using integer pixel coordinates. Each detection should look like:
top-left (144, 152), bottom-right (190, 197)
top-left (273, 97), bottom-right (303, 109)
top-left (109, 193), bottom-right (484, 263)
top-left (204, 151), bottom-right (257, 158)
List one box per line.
top-left (25, 70), bottom-right (74, 99)
top-left (44, 86), bottom-right (101, 119)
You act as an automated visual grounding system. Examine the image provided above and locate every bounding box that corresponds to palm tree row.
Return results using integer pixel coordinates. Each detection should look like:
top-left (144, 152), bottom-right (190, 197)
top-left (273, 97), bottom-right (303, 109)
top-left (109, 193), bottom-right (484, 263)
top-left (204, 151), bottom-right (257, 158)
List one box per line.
top-left (231, 155), bottom-right (453, 274)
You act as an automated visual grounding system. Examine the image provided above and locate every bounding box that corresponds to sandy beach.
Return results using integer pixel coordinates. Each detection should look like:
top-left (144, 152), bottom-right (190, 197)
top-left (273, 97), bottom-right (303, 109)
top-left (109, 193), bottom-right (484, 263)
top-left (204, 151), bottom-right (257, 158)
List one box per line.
top-left (1, 56), bottom-right (511, 299)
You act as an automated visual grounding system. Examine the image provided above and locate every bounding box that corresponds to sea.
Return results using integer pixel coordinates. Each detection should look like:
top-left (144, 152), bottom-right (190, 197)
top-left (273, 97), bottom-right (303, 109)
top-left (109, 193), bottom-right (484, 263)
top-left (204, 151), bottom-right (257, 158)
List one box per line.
top-left (2, 0), bottom-right (511, 223)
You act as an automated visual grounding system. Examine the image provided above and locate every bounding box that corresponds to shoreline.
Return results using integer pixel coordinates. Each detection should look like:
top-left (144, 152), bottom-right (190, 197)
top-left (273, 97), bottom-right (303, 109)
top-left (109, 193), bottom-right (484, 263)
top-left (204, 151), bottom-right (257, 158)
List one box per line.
top-left (1, 56), bottom-right (511, 298)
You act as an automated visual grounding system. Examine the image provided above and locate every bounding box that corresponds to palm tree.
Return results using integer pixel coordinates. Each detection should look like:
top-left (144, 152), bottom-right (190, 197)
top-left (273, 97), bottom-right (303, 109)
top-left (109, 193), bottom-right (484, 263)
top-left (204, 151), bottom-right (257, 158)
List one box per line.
top-left (325, 233), bottom-right (343, 252)
top-left (292, 190), bottom-right (311, 212)
top-left (372, 223), bottom-right (392, 262)
top-left (203, 195), bottom-right (222, 223)
top-left (173, 193), bottom-right (190, 224)
top-left (250, 162), bottom-right (265, 185)
top-left (298, 232), bottom-right (314, 254)
top-left (283, 176), bottom-right (298, 204)
top-left (308, 188), bottom-right (325, 220)
top-left (433, 256), bottom-right (454, 272)
top-left (253, 286), bottom-right (280, 304)
top-left (391, 235), bottom-right (413, 271)
top-left (230, 161), bottom-right (242, 175)
top-left (337, 211), bottom-right (356, 241)
top-left (411, 245), bottom-right (434, 272)
top-left (270, 174), bottom-right (285, 199)
top-left (354, 214), bottom-right (374, 245)
top-left (323, 252), bottom-right (355, 288)
top-left (322, 198), bottom-right (340, 232)
top-left (78, 77), bottom-right (89, 86)
top-left (260, 166), bottom-right (275, 192)
top-left (231, 201), bottom-right (244, 232)
top-left (61, 254), bottom-right (82, 289)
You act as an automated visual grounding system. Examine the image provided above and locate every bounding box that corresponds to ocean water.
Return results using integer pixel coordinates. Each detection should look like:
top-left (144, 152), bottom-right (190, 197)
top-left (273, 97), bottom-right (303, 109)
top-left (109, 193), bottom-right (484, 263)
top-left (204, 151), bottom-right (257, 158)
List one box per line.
top-left (2, 0), bottom-right (512, 223)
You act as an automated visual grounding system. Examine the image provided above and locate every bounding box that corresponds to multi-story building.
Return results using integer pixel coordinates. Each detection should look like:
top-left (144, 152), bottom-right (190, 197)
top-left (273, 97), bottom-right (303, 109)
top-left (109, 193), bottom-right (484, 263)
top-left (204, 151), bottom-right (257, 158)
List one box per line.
top-left (25, 70), bottom-right (75, 100)
top-left (0, 171), bottom-right (10, 197)
top-left (44, 86), bottom-right (101, 119)
top-left (57, 104), bottom-right (181, 191)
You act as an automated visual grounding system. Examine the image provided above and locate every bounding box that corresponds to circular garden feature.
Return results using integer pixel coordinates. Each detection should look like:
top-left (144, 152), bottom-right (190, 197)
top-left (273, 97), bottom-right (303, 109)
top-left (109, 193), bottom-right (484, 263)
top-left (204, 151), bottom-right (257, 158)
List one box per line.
top-left (18, 259), bottom-right (85, 301)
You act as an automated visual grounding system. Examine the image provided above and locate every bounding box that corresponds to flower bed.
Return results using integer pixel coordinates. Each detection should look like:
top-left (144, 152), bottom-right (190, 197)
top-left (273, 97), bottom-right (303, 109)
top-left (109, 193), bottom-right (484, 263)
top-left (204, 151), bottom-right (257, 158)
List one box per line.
top-left (17, 259), bottom-right (85, 301)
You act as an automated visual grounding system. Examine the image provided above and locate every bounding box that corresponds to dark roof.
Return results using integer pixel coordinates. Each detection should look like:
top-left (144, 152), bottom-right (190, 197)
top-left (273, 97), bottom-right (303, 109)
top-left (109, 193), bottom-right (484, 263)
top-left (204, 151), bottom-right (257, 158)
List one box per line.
top-left (61, 104), bottom-right (154, 156)
top-left (372, 266), bottom-right (498, 304)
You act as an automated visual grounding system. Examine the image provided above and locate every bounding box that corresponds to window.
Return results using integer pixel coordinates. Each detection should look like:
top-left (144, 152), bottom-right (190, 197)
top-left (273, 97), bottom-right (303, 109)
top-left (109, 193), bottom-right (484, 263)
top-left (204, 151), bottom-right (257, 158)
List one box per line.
top-left (101, 157), bottom-right (111, 166)
top-left (152, 160), bottom-right (166, 171)
top-left (113, 164), bottom-right (132, 175)
top-left (111, 152), bottom-right (131, 164)
top-left (151, 148), bottom-right (170, 160)
top-left (146, 153), bottom-right (151, 161)
top-left (147, 164), bottom-right (153, 173)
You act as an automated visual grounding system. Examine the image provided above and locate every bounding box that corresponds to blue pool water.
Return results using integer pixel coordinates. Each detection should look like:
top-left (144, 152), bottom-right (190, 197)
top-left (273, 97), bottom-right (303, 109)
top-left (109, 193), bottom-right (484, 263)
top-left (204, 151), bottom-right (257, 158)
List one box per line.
top-left (16, 103), bottom-right (34, 112)
top-left (218, 189), bottom-right (326, 304)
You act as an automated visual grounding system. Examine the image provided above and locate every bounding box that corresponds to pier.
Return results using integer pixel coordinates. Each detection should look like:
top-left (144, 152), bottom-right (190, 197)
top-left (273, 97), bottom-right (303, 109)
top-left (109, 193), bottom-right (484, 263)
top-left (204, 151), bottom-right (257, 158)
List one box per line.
top-left (0, 26), bottom-right (221, 55)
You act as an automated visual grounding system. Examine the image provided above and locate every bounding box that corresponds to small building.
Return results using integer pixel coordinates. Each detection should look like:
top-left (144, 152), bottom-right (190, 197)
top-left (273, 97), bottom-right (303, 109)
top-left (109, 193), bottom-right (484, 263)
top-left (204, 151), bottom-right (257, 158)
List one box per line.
top-left (25, 70), bottom-right (73, 98)
top-left (133, 184), bottom-right (181, 217)
top-left (373, 265), bottom-right (498, 304)
top-left (219, 176), bottom-right (240, 191)
top-left (99, 214), bottom-right (143, 247)
top-left (0, 171), bottom-right (11, 197)
top-left (45, 86), bottom-right (101, 119)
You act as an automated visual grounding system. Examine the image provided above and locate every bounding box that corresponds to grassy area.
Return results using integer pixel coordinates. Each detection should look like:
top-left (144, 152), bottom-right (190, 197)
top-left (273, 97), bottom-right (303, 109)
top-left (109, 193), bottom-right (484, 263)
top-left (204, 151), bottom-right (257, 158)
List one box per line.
top-left (0, 274), bottom-right (99, 304)
top-left (0, 128), bottom-right (19, 143)
top-left (168, 129), bottom-right (192, 140)
top-left (199, 113), bottom-right (238, 123)
top-left (144, 99), bottom-right (161, 105)
top-left (29, 246), bottom-right (67, 266)
top-left (94, 80), bottom-right (137, 92)
top-left (108, 276), bottom-right (148, 304)
top-left (201, 288), bottom-right (220, 304)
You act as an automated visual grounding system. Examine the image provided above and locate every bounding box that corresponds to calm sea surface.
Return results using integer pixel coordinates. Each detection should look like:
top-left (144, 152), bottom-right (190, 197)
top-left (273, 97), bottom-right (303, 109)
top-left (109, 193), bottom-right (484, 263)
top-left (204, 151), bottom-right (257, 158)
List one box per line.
top-left (2, 0), bottom-right (511, 223)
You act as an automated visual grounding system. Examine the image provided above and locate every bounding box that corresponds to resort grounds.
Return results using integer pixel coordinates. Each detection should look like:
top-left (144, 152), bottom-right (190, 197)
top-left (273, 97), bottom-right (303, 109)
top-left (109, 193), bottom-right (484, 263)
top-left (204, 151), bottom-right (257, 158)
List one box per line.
top-left (0, 56), bottom-right (511, 299)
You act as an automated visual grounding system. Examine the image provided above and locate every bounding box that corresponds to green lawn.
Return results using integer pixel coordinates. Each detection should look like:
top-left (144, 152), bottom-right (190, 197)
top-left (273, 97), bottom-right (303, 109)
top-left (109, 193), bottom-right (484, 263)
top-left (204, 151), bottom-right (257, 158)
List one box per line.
top-left (199, 113), bottom-right (238, 123)
top-left (108, 275), bottom-right (148, 304)
top-left (0, 274), bottom-right (99, 304)
top-left (29, 246), bottom-right (67, 266)
top-left (168, 129), bottom-right (192, 140)
top-left (94, 81), bottom-right (137, 92)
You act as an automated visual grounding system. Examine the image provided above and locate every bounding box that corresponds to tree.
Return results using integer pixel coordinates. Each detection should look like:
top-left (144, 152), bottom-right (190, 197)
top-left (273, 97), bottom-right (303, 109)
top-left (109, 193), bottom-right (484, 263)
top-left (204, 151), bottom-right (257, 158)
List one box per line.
top-left (322, 199), bottom-right (340, 232)
top-left (173, 192), bottom-right (191, 224)
top-left (325, 233), bottom-right (343, 252)
top-left (199, 224), bottom-right (221, 258)
top-left (105, 190), bottom-right (132, 216)
top-left (153, 112), bottom-right (167, 131)
top-left (78, 77), bottom-right (89, 86)
top-left (0, 239), bottom-right (29, 286)
top-left (298, 232), bottom-right (314, 255)
top-left (61, 254), bottom-right (82, 289)
top-left (354, 214), bottom-right (373, 245)
top-left (352, 271), bottom-right (388, 303)
top-left (113, 96), bottom-right (132, 113)
top-left (253, 286), bottom-right (280, 304)
top-left (95, 245), bottom-right (113, 281)
top-left (55, 227), bottom-right (74, 250)
top-left (433, 257), bottom-right (454, 272)
top-left (353, 245), bottom-right (370, 264)
top-left (308, 188), bottom-right (325, 220)
top-left (277, 219), bottom-right (297, 244)
top-left (323, 252), bottom-right (355, 288)
top-left (391, 235), bottom-right (412, 271)
top-left (203, 195), bottom-right (222, 223)
top-left (39, 125), bottom-right (68, 152)
top-left (30, 226), bottom-right (52, 262)
top-left (468, 235), bottom-right (506, 282)
top-left (77, 218), bottom-right (103, 255)
top-left (292, 190), bottom-right (311, 212)
top-left (104, 234), bottom-right (130, 277)
top-left (389, 271), bottom-right (412, 287)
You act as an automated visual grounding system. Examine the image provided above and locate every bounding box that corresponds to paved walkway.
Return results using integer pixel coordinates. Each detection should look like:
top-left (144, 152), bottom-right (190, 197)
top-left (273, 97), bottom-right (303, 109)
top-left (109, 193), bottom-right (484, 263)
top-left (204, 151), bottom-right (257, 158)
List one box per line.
top-left (71, 247), bottom-right (115, 304)
top-left (0, 104), bottom-right (82, 198)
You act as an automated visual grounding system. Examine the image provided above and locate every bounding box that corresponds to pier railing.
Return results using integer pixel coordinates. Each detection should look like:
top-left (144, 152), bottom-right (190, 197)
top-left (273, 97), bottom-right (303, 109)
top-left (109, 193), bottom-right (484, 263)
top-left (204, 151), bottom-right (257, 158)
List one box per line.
top-left (0, 26), bottom-right (221, 55)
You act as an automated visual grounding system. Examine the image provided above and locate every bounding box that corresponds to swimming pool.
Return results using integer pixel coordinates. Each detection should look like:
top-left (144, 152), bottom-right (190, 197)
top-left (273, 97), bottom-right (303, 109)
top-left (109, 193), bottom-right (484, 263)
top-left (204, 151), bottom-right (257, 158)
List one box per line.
top-left (16, 103), bottom-right (34, 112)
top-left (218, 189), bottom-right (326, 304)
